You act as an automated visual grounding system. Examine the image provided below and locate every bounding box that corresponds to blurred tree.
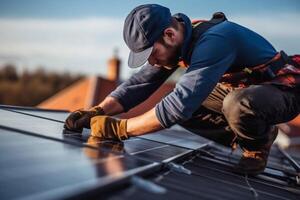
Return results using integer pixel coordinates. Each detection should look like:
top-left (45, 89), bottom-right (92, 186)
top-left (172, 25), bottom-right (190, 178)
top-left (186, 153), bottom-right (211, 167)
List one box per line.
top-left (0, 64), bottom-right (18, 81)
top-left (0, 64), bottom-right (83, 106)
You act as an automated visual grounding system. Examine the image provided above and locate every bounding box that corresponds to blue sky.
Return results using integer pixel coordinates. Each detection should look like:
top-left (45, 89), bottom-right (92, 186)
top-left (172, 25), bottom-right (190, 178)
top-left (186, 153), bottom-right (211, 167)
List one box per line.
top-left (0, 0), bottom-right (299, 79)
top-left (1, 0), bottom-right (299, 18)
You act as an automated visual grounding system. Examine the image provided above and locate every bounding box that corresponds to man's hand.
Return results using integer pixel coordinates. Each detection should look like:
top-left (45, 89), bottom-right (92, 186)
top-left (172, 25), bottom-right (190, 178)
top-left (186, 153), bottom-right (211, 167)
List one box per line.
top-left (64, 106), bottom-right (105, 132)
top-left (90, 116), bottom-right (129, 141)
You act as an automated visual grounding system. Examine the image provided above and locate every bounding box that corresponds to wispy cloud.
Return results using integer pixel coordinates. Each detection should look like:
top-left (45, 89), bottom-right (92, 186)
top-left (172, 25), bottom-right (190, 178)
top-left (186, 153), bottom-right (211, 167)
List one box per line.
top-left (0, 17), bottom-right (131, 77)
top-left (0, 13), bottom-right (299, 78)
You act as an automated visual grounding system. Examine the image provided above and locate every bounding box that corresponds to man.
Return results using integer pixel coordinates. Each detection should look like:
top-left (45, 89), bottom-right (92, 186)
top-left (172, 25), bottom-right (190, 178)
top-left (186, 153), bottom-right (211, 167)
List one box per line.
top-left (65, 4), bottom-right (300, 174)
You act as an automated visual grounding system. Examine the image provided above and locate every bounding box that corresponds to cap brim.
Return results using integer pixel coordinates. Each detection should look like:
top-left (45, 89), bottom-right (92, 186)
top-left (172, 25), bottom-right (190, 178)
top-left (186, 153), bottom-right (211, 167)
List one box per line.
top-left (128, 46), bottom-right (153, 68)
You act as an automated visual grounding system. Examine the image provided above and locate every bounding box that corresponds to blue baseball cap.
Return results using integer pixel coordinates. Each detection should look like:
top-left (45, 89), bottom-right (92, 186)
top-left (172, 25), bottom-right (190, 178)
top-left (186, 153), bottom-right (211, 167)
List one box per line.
top-left (123, 4), bottom-right (172, 68)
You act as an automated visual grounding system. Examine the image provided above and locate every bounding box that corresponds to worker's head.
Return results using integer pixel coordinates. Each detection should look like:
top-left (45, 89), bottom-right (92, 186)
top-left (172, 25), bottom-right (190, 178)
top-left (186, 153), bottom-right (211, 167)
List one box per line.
top-left (123, 4), bottom-right (184, 69)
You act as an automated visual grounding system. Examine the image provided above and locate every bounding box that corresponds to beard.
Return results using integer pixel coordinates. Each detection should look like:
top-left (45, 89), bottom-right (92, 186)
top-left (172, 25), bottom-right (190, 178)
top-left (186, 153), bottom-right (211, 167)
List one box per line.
top-left (161, 42), bottom-right (182, 69)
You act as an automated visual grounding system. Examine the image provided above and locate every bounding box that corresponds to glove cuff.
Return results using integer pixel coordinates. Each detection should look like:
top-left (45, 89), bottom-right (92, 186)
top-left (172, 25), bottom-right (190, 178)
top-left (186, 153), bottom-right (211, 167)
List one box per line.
top-left (74, 108), bottom-right (84, 116)
top-left (89, 106), bottom-right (105, 116)
top-left (119, 119), bottom-right (129, 140)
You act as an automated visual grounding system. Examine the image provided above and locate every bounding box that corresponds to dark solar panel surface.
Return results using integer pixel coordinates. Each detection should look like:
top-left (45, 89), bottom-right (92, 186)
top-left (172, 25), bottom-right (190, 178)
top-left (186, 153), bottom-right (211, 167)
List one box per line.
top-left (0, 105), bottom-right (69, 122)
top-left (108, 146), bottom-right (300, 200)
top-left (138, 127), bottom-right (212, 150)
top-left (0, 106), bottom-right (200, 199)
top-left (0, 105), bottom-right (299, 200)
top-left (10, 109), bottom-right (69, 122)
top-left (0, 129), bottom-right (153, 200)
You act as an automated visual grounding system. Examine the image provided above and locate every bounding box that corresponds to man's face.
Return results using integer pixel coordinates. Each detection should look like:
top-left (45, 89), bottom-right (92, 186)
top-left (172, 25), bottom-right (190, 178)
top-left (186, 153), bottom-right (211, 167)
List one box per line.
top-left (147, 36), bottom-right (182, 70)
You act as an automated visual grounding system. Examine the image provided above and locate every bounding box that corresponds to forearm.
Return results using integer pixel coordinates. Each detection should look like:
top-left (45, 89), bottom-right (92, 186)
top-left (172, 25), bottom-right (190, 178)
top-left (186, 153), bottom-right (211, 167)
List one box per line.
top-left (109, 64), bottom-right (176, 112)
top-left (126, 107), bottom-right (163, 136)
top-left (97, 96), bottom-right (124, 116)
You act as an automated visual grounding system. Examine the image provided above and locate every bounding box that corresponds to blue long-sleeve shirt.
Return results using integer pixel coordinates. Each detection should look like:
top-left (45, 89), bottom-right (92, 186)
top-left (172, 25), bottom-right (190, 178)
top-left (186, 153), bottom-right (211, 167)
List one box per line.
top-left (109, 13), bottom-right (277, 128)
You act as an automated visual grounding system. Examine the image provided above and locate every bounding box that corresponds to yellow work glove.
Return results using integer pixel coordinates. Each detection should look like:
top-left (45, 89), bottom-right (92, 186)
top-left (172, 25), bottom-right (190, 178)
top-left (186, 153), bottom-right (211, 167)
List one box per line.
top-left (90, 115), bottom-right (129, 141)
top-left (64, 106), bottom-right (105, 132)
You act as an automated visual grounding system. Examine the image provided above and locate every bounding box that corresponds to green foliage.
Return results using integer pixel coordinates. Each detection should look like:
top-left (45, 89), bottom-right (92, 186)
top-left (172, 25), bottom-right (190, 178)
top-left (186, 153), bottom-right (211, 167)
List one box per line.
top-left (0, 65), bottom-right (83, 106)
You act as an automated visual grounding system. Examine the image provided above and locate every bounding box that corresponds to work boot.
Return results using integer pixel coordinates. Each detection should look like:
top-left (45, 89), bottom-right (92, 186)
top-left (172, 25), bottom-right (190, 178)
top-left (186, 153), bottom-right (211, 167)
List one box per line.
top-left (237, 126), bottom-right (278, 175)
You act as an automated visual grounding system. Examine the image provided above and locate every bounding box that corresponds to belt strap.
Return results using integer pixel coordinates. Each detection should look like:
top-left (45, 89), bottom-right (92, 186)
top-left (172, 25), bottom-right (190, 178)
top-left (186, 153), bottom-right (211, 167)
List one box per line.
top-left (266, 51), bottom-right (291, 78)
top-left (220, 51), bottom-right (298, 87)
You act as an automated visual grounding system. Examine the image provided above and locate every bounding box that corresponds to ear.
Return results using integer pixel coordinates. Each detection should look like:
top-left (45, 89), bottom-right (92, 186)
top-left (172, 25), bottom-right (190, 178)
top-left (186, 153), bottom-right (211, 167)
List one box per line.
top-left (162, 27), bottom-right (177, 44)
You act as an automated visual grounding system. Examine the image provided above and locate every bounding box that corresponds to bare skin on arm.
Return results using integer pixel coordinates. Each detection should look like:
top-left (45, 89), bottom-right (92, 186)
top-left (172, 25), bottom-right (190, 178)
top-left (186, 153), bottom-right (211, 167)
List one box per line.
top-left (98, 96), bottom-right (124, 116)
top-left (126, 107), bottom-right (163, 136)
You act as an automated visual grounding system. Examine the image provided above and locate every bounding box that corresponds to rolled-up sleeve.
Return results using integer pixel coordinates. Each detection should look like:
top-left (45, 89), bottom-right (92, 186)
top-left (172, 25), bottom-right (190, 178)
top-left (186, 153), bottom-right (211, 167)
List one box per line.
top-left (155, 34), bottom-right (237, 128)
top-left (109, 63), bottom-right (176, 112)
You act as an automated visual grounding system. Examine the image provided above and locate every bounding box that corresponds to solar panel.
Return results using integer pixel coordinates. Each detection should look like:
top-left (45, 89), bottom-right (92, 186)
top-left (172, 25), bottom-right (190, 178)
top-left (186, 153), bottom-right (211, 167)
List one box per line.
top-left (1, 105), bottom-right (299, 200)
top-left (0, 107), bottom-right (197, 162)
top-left (0, 105), bottom-right (69, 122)
top-left (108, 145), bottom-right (300, 200)
top-left (0, 128), bottom-right (154, 200)
top-left (0, 109), bottom-right (67, 139)
top-left (138, 127), bottom-right (212, 150)
top-left (0, 106), bottom-right (199, 199)
top-left (10, 109), bottom-right (69, 122)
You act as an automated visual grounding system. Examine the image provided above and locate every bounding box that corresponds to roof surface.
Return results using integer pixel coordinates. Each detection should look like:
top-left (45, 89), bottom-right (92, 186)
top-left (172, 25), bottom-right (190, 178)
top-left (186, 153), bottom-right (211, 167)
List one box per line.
top-left (37, 77), bottom-right (117, 111)
top-left (0, 105), bottom-right (299, 200)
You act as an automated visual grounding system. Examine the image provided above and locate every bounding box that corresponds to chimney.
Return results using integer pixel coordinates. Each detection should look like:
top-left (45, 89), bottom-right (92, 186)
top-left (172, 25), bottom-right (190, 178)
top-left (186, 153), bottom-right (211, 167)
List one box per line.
top-left (107, 49), bottom-right (121, 82)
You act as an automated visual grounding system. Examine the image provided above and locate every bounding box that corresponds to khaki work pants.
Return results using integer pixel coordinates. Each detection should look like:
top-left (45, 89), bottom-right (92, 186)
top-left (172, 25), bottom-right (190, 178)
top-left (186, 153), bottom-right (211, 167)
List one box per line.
top-left (179, 83), bottom-right (300, 150)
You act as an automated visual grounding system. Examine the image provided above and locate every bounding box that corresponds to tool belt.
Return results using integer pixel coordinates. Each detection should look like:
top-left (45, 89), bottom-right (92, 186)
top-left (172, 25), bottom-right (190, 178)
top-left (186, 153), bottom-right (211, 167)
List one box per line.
top-left (220, 51), bottom-right (300, 88)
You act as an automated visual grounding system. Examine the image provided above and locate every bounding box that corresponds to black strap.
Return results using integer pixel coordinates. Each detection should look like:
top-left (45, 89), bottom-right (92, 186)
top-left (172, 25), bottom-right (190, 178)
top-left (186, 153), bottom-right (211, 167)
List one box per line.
top-left (270, 51), bottom-right (290, 73)
top-left (260, 51), bottom-right (293, 80)
top-left (185, 12), bottom-right (227, 64)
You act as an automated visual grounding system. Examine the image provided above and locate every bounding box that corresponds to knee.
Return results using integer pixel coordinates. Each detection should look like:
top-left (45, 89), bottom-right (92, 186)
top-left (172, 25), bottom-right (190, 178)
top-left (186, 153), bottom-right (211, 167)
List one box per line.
top-left (222, 89), bottom-right (253, 122)
top-left (222, 86), bottom-right (274, 142)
